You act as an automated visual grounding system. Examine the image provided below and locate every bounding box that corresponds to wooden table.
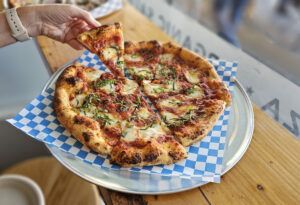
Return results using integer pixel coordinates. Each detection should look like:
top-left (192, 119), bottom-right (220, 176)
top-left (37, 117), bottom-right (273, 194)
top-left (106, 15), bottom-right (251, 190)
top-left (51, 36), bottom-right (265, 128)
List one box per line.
top-left (36, 2), bottom-right (300, 204)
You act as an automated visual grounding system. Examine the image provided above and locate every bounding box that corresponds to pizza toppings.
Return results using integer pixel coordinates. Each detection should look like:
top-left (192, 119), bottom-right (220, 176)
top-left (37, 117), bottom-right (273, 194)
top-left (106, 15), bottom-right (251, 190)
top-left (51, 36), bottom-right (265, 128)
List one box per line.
top-left (122, 40), bottom-right (231, 147)
top-left (77, 23), bottom-right (125, 76)
top-left (53, 23), bottom-right (232, 167)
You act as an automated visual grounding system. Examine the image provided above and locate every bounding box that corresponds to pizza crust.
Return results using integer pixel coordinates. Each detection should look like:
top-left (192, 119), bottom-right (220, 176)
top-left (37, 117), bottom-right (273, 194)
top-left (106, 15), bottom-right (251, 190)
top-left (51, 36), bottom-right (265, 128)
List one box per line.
top-left (110, 136), bottom-right (187, 167)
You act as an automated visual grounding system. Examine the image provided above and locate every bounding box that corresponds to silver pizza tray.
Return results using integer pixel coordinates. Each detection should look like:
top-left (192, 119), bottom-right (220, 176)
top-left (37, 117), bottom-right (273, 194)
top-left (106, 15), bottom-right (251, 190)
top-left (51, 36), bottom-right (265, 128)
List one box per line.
top-left (42, 61), bottom-right (254, 195)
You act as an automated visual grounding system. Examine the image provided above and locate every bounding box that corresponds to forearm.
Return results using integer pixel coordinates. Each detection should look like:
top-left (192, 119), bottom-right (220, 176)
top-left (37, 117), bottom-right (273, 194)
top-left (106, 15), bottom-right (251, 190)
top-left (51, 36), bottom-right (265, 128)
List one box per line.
top-left (0, 6), bottom-right (41, 47)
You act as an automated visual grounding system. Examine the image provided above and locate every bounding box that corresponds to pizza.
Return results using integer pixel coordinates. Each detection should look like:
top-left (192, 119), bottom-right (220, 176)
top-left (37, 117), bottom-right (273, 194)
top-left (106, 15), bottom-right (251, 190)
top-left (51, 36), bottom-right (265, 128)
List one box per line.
top-left (53, 62), bottom-right (187, 167)
top-left (77, 22), bottom-right (125, 77)
top-left (53, 23), bottom-right (231, 166)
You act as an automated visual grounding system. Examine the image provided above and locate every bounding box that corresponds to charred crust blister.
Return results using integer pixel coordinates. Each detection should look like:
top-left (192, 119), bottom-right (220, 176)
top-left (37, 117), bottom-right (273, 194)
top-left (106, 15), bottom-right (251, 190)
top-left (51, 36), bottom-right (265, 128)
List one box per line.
top-left (74, 115), bottom-right (84, 124)
top-left (149, 40), bottom-right (159, 45)
top-left (52, 95), bottom-right (61, 108)
top-left (124, 41), bottom-right (132, 47)
top-left (144, 152), bottom-right (159, 162)
top-left (66, 77), bottom-right (76, 86)
top-left (116, 151), bottom-right (142, 165)
top-left (82, 132), bottom-right (93, 142)
top-left (168, 151), bottom-right (179, 161)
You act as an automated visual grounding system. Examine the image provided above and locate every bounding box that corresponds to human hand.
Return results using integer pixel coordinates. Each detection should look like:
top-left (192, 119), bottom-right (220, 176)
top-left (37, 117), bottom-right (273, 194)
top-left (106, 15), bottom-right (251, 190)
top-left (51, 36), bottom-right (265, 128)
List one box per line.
top-left (18, 4), bottom-right (101, 49)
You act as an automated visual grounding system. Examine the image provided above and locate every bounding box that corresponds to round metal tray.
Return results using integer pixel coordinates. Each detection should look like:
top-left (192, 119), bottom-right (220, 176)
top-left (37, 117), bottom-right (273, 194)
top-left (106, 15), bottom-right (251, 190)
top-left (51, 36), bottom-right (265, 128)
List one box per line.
top-left (43, 63), bottom-right (254, 195)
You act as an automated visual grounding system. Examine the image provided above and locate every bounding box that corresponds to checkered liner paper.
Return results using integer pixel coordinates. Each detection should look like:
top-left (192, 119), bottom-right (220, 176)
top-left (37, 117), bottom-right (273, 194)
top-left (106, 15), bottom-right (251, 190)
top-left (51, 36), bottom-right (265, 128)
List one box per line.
top-left (7, 50), bottom-right (237, 183)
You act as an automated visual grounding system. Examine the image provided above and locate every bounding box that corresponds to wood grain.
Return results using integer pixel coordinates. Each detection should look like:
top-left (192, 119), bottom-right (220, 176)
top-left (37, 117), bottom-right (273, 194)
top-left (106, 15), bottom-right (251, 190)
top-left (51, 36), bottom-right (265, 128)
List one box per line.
top-left (2, 157), bottom-right (101, 205)
top-left (36, 2), bottom-right (300, 204)
top-left (200, 106), bottom-right (300, 204)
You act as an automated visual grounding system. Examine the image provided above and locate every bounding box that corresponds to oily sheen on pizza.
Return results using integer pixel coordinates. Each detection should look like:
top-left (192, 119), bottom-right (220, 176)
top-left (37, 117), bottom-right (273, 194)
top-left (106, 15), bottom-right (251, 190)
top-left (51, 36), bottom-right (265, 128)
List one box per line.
top-left (54, 63), bottom-right (187, 167)
top-left (123, 41), bottom-right (231, 146)
top-left (54, 23), bottom-right (231, 167)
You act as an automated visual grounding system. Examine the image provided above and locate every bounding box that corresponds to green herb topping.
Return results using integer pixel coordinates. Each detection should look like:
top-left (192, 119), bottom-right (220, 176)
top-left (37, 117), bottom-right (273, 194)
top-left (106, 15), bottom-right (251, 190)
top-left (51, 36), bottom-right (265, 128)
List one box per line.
top-left (94, 79), bottom-right (117, 89)
top-left (153, 87), bottom-right (165, 94)
top-left (139, 121), bottom-right (156, 130)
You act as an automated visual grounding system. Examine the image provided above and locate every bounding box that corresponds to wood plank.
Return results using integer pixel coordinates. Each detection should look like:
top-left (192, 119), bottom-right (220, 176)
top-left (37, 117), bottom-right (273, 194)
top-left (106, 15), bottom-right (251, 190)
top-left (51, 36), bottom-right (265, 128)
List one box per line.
top-left (37, 36), bottom-right (83, 73)
top-left (2, 157), bottom-right (101, 205)
top-left (200, 106), bottom-right (300, 204)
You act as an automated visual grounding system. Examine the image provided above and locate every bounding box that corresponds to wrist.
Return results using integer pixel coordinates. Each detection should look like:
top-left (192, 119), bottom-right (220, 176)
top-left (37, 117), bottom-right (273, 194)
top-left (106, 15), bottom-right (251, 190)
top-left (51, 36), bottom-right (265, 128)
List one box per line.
top-left (17, 6), bottom-right (42, 37)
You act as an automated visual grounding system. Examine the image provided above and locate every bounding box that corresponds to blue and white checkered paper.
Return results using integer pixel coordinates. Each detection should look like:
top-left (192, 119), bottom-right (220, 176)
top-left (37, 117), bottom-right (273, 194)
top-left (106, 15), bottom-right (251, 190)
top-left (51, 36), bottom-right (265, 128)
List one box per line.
top-left (90, 0), bottom-right (123, 19)
top-left (7, 50), bottom-right (237, 183)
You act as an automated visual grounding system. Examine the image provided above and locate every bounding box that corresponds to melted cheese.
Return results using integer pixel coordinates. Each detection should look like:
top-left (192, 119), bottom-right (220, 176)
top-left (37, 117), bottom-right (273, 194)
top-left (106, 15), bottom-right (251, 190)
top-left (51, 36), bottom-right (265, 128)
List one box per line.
top-left (120, 79), bottom-right (138, 95)
top-left (142, 80), bottom-right (180, 97)
top-left (158, 96), bottom-right (181, 108)
top-left (78, 105), bottom-right (119, 128)
top-left (100, 83), bottom-right (115, 94)
top-left (187, 86), bottom-right (203, 98)
top-left (103, 47), bottom-right (118, 60)
top-left (161, 111), bottom-right (178, 124)
top-left (86, 70), bottom-right (104, 82)
top-left (154, 64), bottom-right (171, 79)
top-left (124, 54), bottom-right (143, 62)
top-left (79, 105), bottom-right (97, 118)
top-left (158, 97), bottom-right (198, 115)
top-left (103, 113), bottom-right (120, 128)
top-left (121, 122), bottom-right (166, 142)
top-left (128, 66), bottom-right (153, 79)
top-left (121, 126), bottom-right (138, 142)
top-left (178, 104), bottom-right (198, 114)
top-left (159, 54), bottom-right (174, 63)
top-left (71, 94), bottom-right (86, 107)
top-left (185, 70), bottom-right (200, 84)
top-left (137, 107), bottom-right (151, 119)
top-left (140, 123), bottom-right (165, 139)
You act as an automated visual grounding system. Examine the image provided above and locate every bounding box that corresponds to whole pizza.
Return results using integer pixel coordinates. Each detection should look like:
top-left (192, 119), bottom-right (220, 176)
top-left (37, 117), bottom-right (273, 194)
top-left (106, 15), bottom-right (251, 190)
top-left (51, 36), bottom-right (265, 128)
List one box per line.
top-left (53, 22), bottom-right (231, 167)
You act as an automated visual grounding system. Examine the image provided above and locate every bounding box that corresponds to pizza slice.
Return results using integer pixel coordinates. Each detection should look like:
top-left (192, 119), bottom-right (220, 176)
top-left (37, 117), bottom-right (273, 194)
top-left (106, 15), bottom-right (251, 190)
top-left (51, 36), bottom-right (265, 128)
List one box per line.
top-left (54, 63), bottom-right (187, 167)
top-left (155, 96), bottom-right (226, 146)
top-left (77, 23), bottom-right (125, 76)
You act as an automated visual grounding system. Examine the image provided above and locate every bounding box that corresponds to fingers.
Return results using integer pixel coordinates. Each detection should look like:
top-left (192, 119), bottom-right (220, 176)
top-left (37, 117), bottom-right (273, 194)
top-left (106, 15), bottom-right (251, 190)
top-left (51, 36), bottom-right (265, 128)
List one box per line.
top-left (64, 19), bottom-right (91, 50)
top-left (68, 39), bottom-right (84, 50)
top-left (64, 19), bottom-right (89, 41)
top-left (72, 6), bottom-right (101, 28)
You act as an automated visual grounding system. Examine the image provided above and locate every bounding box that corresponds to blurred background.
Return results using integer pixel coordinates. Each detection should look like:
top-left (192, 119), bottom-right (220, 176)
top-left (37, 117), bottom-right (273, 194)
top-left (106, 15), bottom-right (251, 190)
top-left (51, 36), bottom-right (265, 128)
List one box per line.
top-left (164, 0), bottom-right (300, 86)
